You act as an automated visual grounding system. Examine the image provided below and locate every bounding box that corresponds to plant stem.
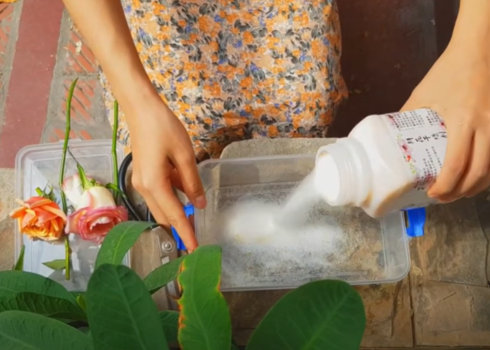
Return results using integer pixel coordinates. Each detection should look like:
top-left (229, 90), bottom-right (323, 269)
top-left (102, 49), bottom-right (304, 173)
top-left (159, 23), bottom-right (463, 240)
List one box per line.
top-left (60, 78), bottom-right (78, 281)
top-left (112, 100), bottom-right (119, 187)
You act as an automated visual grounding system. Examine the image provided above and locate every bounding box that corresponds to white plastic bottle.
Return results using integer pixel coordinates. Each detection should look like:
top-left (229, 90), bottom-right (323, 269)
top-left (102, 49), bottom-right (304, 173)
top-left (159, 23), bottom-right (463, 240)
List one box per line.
top-left (314, 108), bottom-right (447, 218)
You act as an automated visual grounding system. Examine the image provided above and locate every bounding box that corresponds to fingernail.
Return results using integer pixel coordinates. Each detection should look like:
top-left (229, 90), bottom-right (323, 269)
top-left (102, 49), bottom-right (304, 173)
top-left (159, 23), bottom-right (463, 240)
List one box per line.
top-left (195, 195), bottom-right (207, 209)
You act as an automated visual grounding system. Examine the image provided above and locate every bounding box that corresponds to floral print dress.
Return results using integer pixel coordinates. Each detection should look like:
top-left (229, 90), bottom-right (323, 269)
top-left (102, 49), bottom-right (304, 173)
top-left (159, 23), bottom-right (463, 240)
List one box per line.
top-left (101, 0), bottom-right (347, 160)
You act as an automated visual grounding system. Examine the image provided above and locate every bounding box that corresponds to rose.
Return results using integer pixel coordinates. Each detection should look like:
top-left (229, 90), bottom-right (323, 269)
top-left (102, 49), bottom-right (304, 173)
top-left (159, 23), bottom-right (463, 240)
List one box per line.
top-left (65, 184), bottom-right (128, 243)
top-left (62, 173), bottom-right (85, 208)
top-left (10, 197), bottom-right (67, 241)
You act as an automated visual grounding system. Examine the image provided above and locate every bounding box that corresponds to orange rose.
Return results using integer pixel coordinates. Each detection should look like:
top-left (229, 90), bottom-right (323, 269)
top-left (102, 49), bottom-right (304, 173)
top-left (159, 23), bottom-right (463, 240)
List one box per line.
top-left (10, 197), bottom-right (67, 241)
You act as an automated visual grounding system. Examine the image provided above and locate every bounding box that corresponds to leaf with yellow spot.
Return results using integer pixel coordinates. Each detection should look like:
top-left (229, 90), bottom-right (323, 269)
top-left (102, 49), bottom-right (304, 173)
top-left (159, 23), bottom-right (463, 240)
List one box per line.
top-left (177, 245), bottom-right (231, 350)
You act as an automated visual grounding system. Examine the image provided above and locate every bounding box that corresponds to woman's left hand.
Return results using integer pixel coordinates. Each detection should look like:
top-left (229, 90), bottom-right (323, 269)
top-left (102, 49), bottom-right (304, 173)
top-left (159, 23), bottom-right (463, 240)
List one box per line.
top-left (401, 36), bottom-right (490, 203)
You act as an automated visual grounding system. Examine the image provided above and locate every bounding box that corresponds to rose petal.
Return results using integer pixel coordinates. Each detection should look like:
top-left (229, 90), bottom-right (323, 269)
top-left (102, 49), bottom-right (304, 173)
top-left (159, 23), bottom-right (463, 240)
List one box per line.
top-left (86, 187), bottom-right (117, 209)
top-left (66, 208), bottom-right (87, 235)
top-left (42, 203), bottom-right (67, 221)
top-left (62, 174), bottom-right (84, 206)
top-left (21, 211), bottom-right (36, 228)
top-left (76, 191), bottom-right (93, 211)
top-left (33, 207), bottom-right (59, 224)
top-left (9, 207), bottom-right (26, 219)
top-left (73, 206), bottom-right (128, 243)
top-left (26, 197), bottom-right (54, 209)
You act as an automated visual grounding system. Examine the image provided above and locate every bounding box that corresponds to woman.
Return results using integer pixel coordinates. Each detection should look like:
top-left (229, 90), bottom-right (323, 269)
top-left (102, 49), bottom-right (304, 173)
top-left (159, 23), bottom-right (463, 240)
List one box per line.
top-left (62, 0), bottom-right (490, 251)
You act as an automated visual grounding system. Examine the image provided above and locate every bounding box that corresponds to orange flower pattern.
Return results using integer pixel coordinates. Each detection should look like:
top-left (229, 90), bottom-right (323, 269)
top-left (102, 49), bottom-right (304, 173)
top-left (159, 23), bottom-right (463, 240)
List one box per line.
top-left (101, 0), bottom-right (347, 160)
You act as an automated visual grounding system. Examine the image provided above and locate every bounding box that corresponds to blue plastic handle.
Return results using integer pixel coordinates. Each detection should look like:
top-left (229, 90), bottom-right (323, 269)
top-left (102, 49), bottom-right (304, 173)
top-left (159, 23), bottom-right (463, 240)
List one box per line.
top-left (405, 208), bottom-right (426, 238)
top-left (170, 204), bottom-right (195, 250)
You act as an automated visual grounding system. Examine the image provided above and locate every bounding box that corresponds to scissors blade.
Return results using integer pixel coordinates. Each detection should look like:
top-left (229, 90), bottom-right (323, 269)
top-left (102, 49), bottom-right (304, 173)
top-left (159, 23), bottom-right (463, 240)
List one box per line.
top-left (151, 226), bottom-right (181, 307)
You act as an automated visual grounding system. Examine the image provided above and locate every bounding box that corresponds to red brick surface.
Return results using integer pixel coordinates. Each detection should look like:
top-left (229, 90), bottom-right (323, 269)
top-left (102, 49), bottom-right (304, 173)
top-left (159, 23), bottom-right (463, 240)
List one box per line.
top-left (63, 29), bottom-right (98, 74)
top-left (42, 13), bottom-right (109, 144)
top-left (0, 3), bottom-right (14, 69)
top-left (0, 3), bottom-right (17, 114)
top-left (0, 0), bottom-right (64, 167)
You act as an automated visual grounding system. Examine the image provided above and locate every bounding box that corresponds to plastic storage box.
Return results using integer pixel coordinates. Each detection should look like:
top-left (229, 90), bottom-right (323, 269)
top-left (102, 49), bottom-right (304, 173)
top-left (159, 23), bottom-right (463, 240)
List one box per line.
top-left (14, 139), bottom-right (126, 291)
top-left (195, 155), bottom-right (411, 292)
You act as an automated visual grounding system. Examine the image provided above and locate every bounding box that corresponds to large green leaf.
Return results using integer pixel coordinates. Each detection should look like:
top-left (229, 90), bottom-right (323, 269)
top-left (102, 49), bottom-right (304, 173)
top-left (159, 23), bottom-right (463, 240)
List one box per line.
top-left (0, 310), bottom-right (93, 350)
top-left (0, 270), bottom-right (75, 302)
top-left (0, 292), bottom-right (87, 321)
top-left (86, 264), bottom-right (168, 350)
top-left (95, 221), bottom-right (154, 268)
top-left (246, 280), bottom-right (366, 350)
top-left (159, 310), bottom-right (179, 344)
top-left (177, 245), bottom-right (231, 350)
top-left (144, 256), bottom-right (185, 294)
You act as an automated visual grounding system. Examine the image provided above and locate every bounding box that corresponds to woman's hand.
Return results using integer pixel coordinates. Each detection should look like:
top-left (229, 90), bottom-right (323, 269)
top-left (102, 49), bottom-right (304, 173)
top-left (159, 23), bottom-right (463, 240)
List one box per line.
top-left (401, 0), bottom-right (490, 203)
top-left (128, 97), bottom-right (206, 252)
top-left (60, 0), bottom-right (206, 250)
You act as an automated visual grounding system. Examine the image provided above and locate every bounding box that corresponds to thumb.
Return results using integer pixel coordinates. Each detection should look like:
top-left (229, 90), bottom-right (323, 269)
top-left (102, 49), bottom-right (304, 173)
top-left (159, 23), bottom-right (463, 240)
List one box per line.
top-left (174, 154), bottom-right (207, 209)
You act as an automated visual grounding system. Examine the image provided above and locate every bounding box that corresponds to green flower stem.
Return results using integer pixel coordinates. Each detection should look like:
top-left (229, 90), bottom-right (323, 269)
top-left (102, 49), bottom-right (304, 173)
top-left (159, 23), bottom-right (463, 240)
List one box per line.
top-left (60, 78), bottom-right (78, 281)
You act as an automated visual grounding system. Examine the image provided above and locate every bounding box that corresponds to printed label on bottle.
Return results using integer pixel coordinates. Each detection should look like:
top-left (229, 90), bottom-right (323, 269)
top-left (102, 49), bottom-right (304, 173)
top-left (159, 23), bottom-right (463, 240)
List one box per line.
top-left (381, 109), bottom-right (447, 208)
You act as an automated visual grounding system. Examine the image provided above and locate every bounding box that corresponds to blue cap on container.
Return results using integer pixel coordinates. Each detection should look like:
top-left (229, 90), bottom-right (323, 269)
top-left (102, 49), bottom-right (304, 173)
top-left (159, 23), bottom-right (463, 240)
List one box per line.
top-left (170, 204), bottom-right (195, 250)
top-left (405, 208), bottom-right (426, 238)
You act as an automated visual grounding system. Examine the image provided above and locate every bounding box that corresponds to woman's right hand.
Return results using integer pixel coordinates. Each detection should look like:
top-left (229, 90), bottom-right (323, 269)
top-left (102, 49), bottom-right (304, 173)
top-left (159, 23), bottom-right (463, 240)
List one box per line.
top-left (128, 96), bottom-right (206, 252)
top-left (60, 0), bottom-right (205, 250)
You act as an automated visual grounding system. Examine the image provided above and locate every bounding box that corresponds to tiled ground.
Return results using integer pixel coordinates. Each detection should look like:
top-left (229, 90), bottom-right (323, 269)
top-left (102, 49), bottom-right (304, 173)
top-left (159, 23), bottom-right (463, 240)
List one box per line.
top-left (42, 12), bottom-right (110, 144)
top-left (0, 1), bottom-right (20, 129)
top-left (0, 0), bottom-right (110, 167)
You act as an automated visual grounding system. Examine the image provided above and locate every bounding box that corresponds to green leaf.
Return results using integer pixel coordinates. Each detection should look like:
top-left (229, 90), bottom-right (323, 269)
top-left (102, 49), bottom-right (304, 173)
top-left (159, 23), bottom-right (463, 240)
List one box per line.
top-left (144, 256), bottom-right (186, 294)
top-left (86, 264), bottom-right (168, 350)
top-left (76, 294), bottom-right (87, 312)
top-left (35, 186), bottom-right (56, 201)
top-left (13, 245), bottom-right (25, 271)
top-left (105, 183), bottom-right (127, 198)
top-left (177, 245), bottom-right (231, 350)
top-left (0, 292), bottom-right (87, 321)
top-left (159, 310), bottom-right (179, 344)
top-left (0, 270), bottom-right (75, 302)
top-left (43, 259), bottom-right (66, 270)
top-left (246, 280), bottom-right (366, 350)
top-left (95, 221), bottom-right (155, 268)
top-left (0, 310), bottom-right (93, 350)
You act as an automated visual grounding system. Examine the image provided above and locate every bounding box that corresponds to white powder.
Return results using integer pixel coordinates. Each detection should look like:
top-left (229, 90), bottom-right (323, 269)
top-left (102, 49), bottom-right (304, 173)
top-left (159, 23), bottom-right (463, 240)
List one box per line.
top-left (208, 176), bottom-right (349, 289)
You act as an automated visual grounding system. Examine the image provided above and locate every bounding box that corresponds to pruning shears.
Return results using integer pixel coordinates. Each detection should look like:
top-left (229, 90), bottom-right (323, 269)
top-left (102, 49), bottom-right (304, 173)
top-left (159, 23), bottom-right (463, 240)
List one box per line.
top-left (118, 152), bottom-right (186, 309)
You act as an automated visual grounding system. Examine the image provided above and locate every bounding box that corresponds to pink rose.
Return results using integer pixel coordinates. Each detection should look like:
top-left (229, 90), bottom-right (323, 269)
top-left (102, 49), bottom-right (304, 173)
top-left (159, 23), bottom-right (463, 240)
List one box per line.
top-left (62, 174), bottom-right (84, 208)
top-left (65, 185), bottom-right (128, 243)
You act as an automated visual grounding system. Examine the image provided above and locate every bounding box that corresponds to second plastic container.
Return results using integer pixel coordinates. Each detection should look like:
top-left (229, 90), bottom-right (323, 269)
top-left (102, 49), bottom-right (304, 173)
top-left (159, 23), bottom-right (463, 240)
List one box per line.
top-left (14, 139), bottom-right (126, 292)
top-left (195, 155), bottom-right (411, 292)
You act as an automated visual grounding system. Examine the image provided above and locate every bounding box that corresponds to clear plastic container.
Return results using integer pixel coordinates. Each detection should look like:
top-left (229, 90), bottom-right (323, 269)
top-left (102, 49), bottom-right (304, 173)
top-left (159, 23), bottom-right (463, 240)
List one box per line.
top-left (14, 139), bottom-right (126, 291)
top-left (195, 155), bottom-right (411, 292)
